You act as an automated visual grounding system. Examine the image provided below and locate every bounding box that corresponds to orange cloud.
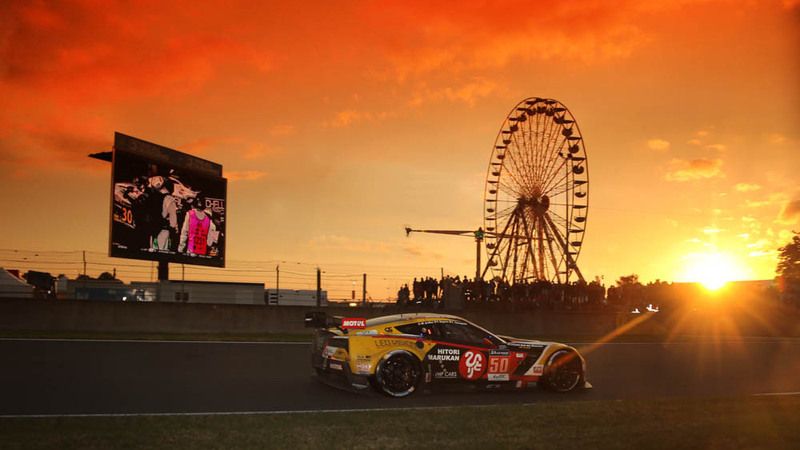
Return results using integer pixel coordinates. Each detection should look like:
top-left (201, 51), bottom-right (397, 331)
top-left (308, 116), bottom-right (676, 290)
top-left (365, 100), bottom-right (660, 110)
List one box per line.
top-left (409, 78), bottom-right (501, 107)
top-left (779, 198), bottom-right (800, 223)
top-left (323, 110), bottom-right (395, 128)
top-left (225, 170), bottom-right (268, 182)
top-left (181, 137), bottom-right (280, 162)
top-left (735, 183), bottom-right (761, 192)
top-left (368, 0), bottom-right (658, 82)
top-left (269, 125), bottom-right (296, 137)
top-left (304, 235), bottom-right (393, 254)
top-left (665, 158), bottom-right (724, 181)
top-left (1, 1), bottom-right (275, 105)
top-left (704, 144), bottom-right (728, 152)
top-left (647, 138), bottom-right (670, 151)
top-left (0, 118), bottom-right (110, 173)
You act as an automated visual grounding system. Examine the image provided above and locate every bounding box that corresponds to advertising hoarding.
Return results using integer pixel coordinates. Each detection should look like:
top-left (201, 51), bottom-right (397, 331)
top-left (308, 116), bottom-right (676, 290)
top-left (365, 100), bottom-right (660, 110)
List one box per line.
top-left (110, 133), bottom-right (227, 268)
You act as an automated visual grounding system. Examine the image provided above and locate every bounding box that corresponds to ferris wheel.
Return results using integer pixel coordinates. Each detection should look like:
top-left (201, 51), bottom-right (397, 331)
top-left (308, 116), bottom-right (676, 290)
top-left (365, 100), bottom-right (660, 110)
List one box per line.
top-left (482, 97), bottom-right (589, 284)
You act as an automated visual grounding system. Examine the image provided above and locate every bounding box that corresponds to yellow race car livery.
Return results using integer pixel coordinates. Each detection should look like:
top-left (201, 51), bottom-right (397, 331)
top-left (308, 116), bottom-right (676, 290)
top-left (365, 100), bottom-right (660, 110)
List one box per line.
top-left (305, 312), bottom-right (590, 397)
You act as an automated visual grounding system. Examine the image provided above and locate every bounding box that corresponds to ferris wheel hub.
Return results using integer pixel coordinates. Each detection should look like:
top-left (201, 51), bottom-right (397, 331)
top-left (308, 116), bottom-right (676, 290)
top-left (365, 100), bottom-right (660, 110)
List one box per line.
top-left (518, 195), bottom-right (550, 214)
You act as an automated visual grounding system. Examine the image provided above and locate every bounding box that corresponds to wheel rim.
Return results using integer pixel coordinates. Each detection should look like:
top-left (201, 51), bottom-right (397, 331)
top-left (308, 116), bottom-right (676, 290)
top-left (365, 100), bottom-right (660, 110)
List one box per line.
top-left (483, 97), bottom-right (589, 284)
top-left (378, 354), bottom-right (419, 397)
top-left (545, 350), bottom-right (583, 392)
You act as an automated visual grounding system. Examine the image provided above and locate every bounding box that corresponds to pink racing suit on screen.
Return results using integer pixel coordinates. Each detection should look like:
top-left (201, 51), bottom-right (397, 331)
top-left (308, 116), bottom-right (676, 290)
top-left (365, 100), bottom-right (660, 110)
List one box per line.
top-left (187, 210), bottom-right (210, 255)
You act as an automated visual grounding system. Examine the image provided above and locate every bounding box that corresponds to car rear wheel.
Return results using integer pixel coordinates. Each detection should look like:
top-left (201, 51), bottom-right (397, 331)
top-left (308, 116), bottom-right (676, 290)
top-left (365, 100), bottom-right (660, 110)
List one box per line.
top-left (372, 351), bottom-right (421, 398)
top-left (541, 349), bottom-right (583, 392)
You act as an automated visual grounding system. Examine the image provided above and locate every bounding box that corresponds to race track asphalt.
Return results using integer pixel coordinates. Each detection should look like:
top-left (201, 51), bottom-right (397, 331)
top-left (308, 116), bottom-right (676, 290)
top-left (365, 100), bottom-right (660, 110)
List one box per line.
top-left (1, 338), bottom-right (799, 416)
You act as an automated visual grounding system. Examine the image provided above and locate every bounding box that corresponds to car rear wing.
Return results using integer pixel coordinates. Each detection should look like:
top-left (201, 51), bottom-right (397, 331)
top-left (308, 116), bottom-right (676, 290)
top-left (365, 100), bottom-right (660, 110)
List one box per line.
top-left (305, 311), bottom-right (335, 328)
top-left (305, 312), bottom-right (366, 331)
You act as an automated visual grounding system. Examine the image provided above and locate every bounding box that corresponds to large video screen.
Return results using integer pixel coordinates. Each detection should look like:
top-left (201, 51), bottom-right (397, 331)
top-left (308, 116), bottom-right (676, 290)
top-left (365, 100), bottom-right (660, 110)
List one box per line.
top-left (110, 146), bottom-right (227, 268)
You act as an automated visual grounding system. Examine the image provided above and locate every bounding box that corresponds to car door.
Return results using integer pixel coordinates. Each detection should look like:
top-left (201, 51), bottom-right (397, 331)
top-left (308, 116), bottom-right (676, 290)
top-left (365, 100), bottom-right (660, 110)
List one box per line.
top-left (427, 321), bottom-right (495, 382)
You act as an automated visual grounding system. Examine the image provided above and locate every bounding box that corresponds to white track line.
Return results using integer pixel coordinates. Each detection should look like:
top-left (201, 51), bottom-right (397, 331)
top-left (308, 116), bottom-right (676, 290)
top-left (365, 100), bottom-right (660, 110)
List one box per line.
top-left (752, 391), bottom-right (800, 397)
top-left (0, 403), bottom-right (526, 419)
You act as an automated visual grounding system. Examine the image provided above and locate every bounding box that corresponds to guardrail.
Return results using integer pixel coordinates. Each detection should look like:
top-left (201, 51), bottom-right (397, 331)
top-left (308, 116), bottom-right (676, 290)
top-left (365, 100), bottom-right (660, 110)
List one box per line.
top-left (1, 297), bottom-right (797, 337)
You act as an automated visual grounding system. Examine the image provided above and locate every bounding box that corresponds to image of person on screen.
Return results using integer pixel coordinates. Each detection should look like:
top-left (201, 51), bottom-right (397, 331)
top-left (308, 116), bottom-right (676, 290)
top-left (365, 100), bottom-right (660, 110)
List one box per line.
top-left (153, 179), bottom-right (179, 252)
top-left (178, 194), bottom-right (216, 256)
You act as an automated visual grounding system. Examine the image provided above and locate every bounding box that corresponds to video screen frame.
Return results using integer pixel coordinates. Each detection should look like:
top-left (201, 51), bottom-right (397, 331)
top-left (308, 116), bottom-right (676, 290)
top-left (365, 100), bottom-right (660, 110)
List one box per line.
top-left (109, 133), bottom-right (227, 268)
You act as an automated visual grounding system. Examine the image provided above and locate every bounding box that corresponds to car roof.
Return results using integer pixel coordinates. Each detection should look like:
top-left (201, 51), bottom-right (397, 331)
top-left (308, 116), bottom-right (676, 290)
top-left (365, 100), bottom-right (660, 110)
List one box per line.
top-left (364, 313), bottom-right (466, 328)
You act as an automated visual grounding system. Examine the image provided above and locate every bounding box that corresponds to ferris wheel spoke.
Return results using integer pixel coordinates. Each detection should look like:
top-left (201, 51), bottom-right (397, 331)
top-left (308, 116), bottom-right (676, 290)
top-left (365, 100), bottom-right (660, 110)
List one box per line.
top-left (539, 136), bottom-right (571, 191)
top-left (546, 209), bottom-right (568, 227)
top-left (529, 116), bottom-right (549, 189)
top-left (508, 136), bottom-right (535, 194)
top-left (546, 178), bottom-right (575, 198)
top-left (542, 159), bottom-right (570, 195)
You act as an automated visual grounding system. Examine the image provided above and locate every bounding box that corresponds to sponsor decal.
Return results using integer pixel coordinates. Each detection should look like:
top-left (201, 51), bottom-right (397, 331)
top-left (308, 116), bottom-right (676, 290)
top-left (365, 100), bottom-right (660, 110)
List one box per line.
top-left (427, 348), bottom-right (461, 362)
top-left (489, 356), bottom-right (510, 374)
top-left (341, 318), bottom-right (366, 329)
top-left (532, 364), bottom-right (544, 376)
top-left (434, 370), bottom-right (459, 379)
top-left (329, 362), bottom-right (343, 371)
top-left (458, 350), bottom-right (486, 380)
top-left (489, 349), bottom-right (510, 356)
top-left (488, 373), bottom-right (510, 381)
top-left (417, 320), bottom-right (468, 326)
top-left (516, 353), bottom-right (526, 358)
top-left (356, 363), bottom-right (371, 373)
top-left (375, 338), bottom-right (418, 349)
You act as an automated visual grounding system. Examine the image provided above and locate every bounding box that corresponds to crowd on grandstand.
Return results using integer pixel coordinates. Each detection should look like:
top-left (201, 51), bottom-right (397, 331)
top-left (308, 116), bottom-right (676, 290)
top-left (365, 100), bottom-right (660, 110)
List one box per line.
top-left (396, 274), bottom-right (797, 312)
top-left (397, 275), bottom-right (609, 311)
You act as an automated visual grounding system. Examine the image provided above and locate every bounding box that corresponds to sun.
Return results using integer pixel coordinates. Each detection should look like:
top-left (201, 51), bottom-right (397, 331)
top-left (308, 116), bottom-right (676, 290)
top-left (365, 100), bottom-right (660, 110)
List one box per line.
top-left (682, 252), bottom-right (743, 291)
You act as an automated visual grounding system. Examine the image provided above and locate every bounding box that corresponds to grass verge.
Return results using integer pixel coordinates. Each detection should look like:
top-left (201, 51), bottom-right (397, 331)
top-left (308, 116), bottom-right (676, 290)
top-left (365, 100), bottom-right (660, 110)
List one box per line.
top-left (2, 395), bottom-right (799, 450)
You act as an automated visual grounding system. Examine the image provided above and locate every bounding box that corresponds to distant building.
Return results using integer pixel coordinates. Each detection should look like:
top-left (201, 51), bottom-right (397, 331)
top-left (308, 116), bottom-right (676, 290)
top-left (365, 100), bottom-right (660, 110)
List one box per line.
top-left (131, 280), bottom-right (265, 304)
top-left (265, 289), bottom-right (328, 306)
top-left (0, 268), bottom-right (34, 298)
top-left (57, 277), bottom-right (265, 305)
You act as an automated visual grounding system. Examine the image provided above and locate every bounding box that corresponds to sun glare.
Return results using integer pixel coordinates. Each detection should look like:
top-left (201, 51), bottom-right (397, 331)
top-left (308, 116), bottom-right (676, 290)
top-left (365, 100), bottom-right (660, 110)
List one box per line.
top-left (682, 253), bottom-right (743, 291)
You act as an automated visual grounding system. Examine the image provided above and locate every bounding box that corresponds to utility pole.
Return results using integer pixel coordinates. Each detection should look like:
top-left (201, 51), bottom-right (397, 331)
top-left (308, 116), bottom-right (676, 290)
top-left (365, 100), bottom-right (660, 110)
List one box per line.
top-left (181, 263), bottom-right (185, 302)
top-left (156, 260), bottom-right (169, 302)
top-left (82, 250), bottom-right (87, 292)
top-left (316, 267), bottom-right (322, 307)
top-left (362, 273), bottom-right (367, 306)
top-left (475, 227), bottom-right (483, 281)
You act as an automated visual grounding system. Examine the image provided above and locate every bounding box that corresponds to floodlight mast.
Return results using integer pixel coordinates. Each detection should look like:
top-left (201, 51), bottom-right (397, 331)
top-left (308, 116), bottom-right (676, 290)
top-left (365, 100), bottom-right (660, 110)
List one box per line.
top-left (404, 227), bottom-right (487, 281)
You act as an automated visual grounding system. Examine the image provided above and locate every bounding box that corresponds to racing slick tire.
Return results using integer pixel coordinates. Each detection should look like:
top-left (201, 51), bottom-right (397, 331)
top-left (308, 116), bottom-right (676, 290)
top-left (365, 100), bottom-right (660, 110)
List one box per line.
top-left (371, 350), bottom-right (422, 398)
top-left (541, 349), bottom-right (584, 393)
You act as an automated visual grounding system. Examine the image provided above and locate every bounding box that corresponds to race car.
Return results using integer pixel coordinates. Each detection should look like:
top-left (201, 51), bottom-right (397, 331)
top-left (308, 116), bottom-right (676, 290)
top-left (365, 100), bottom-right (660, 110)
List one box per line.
top-left (305, 312), bottom-right (591, 397)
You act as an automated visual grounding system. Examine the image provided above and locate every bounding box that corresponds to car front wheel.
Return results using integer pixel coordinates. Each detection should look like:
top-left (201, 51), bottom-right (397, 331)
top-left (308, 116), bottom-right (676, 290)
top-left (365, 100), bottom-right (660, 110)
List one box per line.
top-left (541, 349), bottom-right (584, 392)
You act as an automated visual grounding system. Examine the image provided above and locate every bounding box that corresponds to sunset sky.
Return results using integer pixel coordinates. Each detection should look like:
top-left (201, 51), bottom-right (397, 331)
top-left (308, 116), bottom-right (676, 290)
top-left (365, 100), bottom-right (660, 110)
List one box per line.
top-left (1, 0), bottom-right (798, 300)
